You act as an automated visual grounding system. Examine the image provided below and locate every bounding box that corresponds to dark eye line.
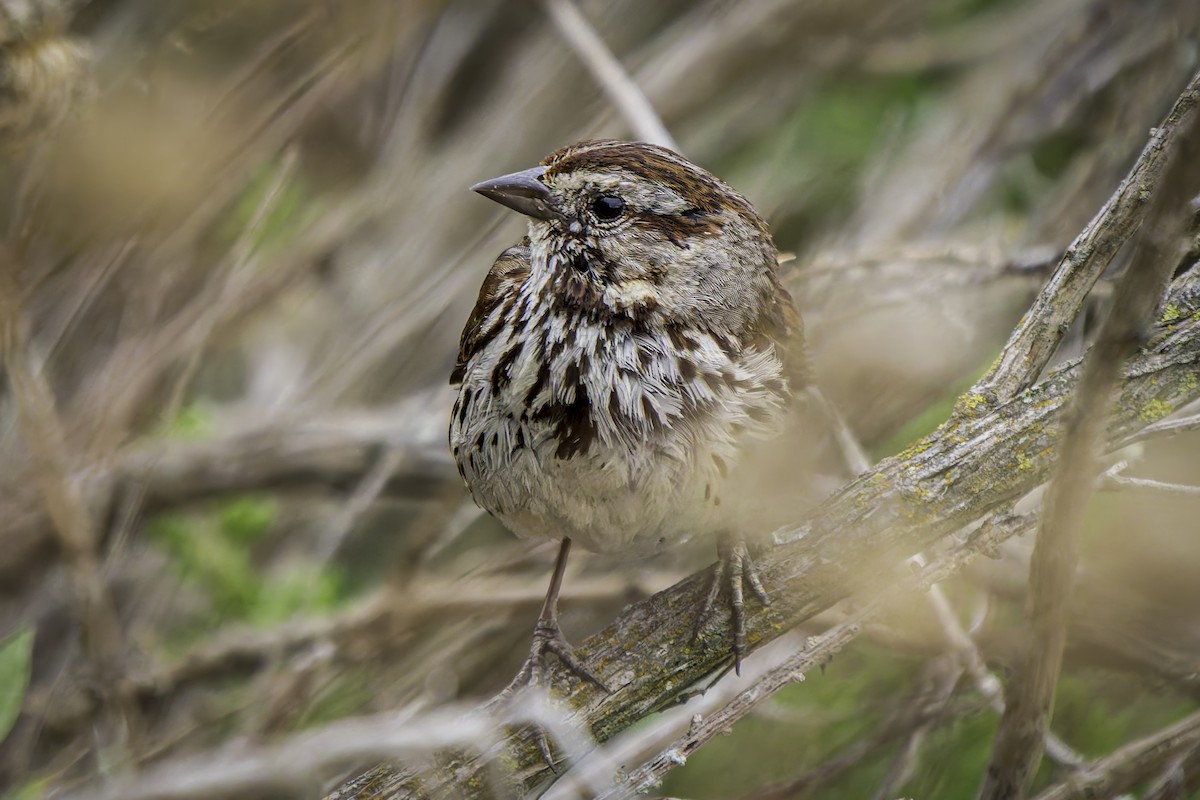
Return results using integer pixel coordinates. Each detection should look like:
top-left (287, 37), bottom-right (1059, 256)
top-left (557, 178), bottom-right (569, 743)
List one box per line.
top-left (680, 208), bottom-right (704, 220)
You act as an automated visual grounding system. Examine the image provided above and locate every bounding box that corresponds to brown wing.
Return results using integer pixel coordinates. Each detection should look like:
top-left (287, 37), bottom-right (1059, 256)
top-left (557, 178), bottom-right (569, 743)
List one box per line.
top-left (741, 266), bottom-right (811, 395)
top-left (449, 240), bottom-right (531, 386)
top-left (773, 281), bottom-right (813, 393)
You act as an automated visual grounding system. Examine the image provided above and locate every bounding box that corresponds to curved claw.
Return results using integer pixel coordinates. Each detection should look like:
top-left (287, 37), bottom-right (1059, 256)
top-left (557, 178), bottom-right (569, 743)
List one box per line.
top-left (691, 536), bottom-right (771, 675)
top-left (535, 621), bottom-right (612, 693)
top-left (493, 618), bottom-right (611, 771)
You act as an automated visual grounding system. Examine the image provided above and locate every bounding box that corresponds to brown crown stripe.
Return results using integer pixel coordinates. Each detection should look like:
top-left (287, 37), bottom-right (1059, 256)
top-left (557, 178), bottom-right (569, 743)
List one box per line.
top-left (544, 139), bottom-right (768, 237)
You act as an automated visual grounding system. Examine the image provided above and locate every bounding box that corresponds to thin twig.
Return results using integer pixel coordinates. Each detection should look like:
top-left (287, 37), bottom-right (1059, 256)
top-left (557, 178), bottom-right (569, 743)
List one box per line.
top-left (541, 0), bottom-right (677, 149)
top-left (970, 69), bottom-right (1200, 406)
top-left (0, 247), bottom-right (143, 764)
top-left (1140, 746), bottom-right (1200, 800)
top-left (1116, 410), bottom-right (1200, 448)
top-left (978, 72), bottom-right (1200, 800)
top-left (1029, 708), bottom-right (1200, 800)
top-left (870, 659), bottom-right (965, 800)
top-left (317, 442), bottom-right (409, 562)
top-left (1101, 473), bottom-right (1200, 497)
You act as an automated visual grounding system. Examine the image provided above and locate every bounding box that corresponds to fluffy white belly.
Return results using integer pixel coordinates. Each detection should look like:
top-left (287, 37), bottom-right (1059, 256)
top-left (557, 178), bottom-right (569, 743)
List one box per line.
top-left (477, 430), bottom-right (721, 553)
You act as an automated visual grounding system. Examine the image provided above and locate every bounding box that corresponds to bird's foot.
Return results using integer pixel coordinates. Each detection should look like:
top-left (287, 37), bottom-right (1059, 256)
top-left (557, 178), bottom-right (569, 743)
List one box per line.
top-left (692, 536), bottom-right (771, 675)
top-left (493, 618), bottom-right (610, 771)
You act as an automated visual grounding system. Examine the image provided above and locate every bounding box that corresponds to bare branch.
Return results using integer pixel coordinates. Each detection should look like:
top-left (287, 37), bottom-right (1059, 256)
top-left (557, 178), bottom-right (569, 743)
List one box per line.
top-left (541, 0), bottom-right (677, 149)
top-left (1101, 473), bottom-right (1200, 497)
top-left (1029, 708), bottom-right (1200, 800)
top-left (970, 69), bottom-right (1200, 405)
top-left (0, 247), bottom-right (141, 760)
top-left (0, 402), bottom-right (455, 595)
top-left (978, 71), bottom-right (1200, 800)
top-left (1115, 409), bottom-right (1200, 447)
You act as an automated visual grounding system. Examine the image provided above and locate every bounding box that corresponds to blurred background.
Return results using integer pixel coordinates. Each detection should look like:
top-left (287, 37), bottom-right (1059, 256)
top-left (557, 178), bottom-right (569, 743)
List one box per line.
top-left (1, 0), bottom-right (1199, 797)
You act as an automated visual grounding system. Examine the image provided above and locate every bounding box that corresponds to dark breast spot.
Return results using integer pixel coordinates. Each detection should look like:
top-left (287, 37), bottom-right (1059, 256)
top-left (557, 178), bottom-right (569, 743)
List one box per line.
top-left (524, 360), bottom-right (550, 406)
top-left (455, 389), bottom-right (472, 426)
top-left (532, 389), bottom-right (597, 459)
top-left (491, 344), bottom-right (522, 391)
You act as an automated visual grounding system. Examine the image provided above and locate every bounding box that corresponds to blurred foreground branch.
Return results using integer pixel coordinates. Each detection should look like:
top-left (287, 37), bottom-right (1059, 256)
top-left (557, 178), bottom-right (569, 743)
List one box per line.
top-left (1, 402), bottom-right (454, 597)
top-left (1030, 707), bottom-right (1200, 800)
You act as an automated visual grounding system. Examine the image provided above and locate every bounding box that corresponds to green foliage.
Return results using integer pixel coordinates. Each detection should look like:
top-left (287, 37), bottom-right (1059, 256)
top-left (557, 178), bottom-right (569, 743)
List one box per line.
top-left (2, 778), bottom-right (47, 800)
top-left (150, 496), bottom-right (344, 646)
top-left (247, 561), bottom-right (342, 627)
top-left (0, 628), bottom-right (34, 744)
top-left (151, 509), bottom-right (262, 619)
top-left (291, 671), bottom-right (374, 730)
top-left (219, 495), bottom-right (280, 544)
top-left (156, 402), bottom-right (215, 441)
top-left (928, 0), bottom-right (1022, 27)
top-left (218, 159), bottom-right (317, 253)
top-left (726, 74), bottom-right (936, 247)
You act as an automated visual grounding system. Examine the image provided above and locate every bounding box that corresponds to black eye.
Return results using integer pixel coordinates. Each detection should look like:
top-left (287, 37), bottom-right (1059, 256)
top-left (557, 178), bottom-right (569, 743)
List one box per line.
top-left (591, 194), bottom-right (625, 220)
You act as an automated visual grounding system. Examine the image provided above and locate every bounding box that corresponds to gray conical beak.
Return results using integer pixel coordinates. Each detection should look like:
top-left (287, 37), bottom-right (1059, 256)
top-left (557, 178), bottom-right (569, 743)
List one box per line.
top-left (471, 165), bottom-right (557, 220)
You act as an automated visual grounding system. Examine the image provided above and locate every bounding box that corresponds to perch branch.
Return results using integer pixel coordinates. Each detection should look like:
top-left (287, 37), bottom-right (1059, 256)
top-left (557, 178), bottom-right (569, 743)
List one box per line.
top-left (594, 510), bottom-right (1033, 800)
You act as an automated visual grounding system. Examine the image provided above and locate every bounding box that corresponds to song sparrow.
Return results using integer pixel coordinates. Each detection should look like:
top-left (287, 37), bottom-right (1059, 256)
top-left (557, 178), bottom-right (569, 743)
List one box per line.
top-left (450, 139), bottom-right (811, 693)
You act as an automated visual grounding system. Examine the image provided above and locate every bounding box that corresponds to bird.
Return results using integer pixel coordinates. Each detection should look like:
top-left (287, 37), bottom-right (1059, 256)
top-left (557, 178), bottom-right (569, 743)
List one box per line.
top-left (449, 138), bottom-right (814, 696)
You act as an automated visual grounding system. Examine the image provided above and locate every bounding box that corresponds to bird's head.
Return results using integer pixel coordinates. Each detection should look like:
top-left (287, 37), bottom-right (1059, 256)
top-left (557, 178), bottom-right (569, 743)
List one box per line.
top-left (471, 139), bottom-right (780, 329)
